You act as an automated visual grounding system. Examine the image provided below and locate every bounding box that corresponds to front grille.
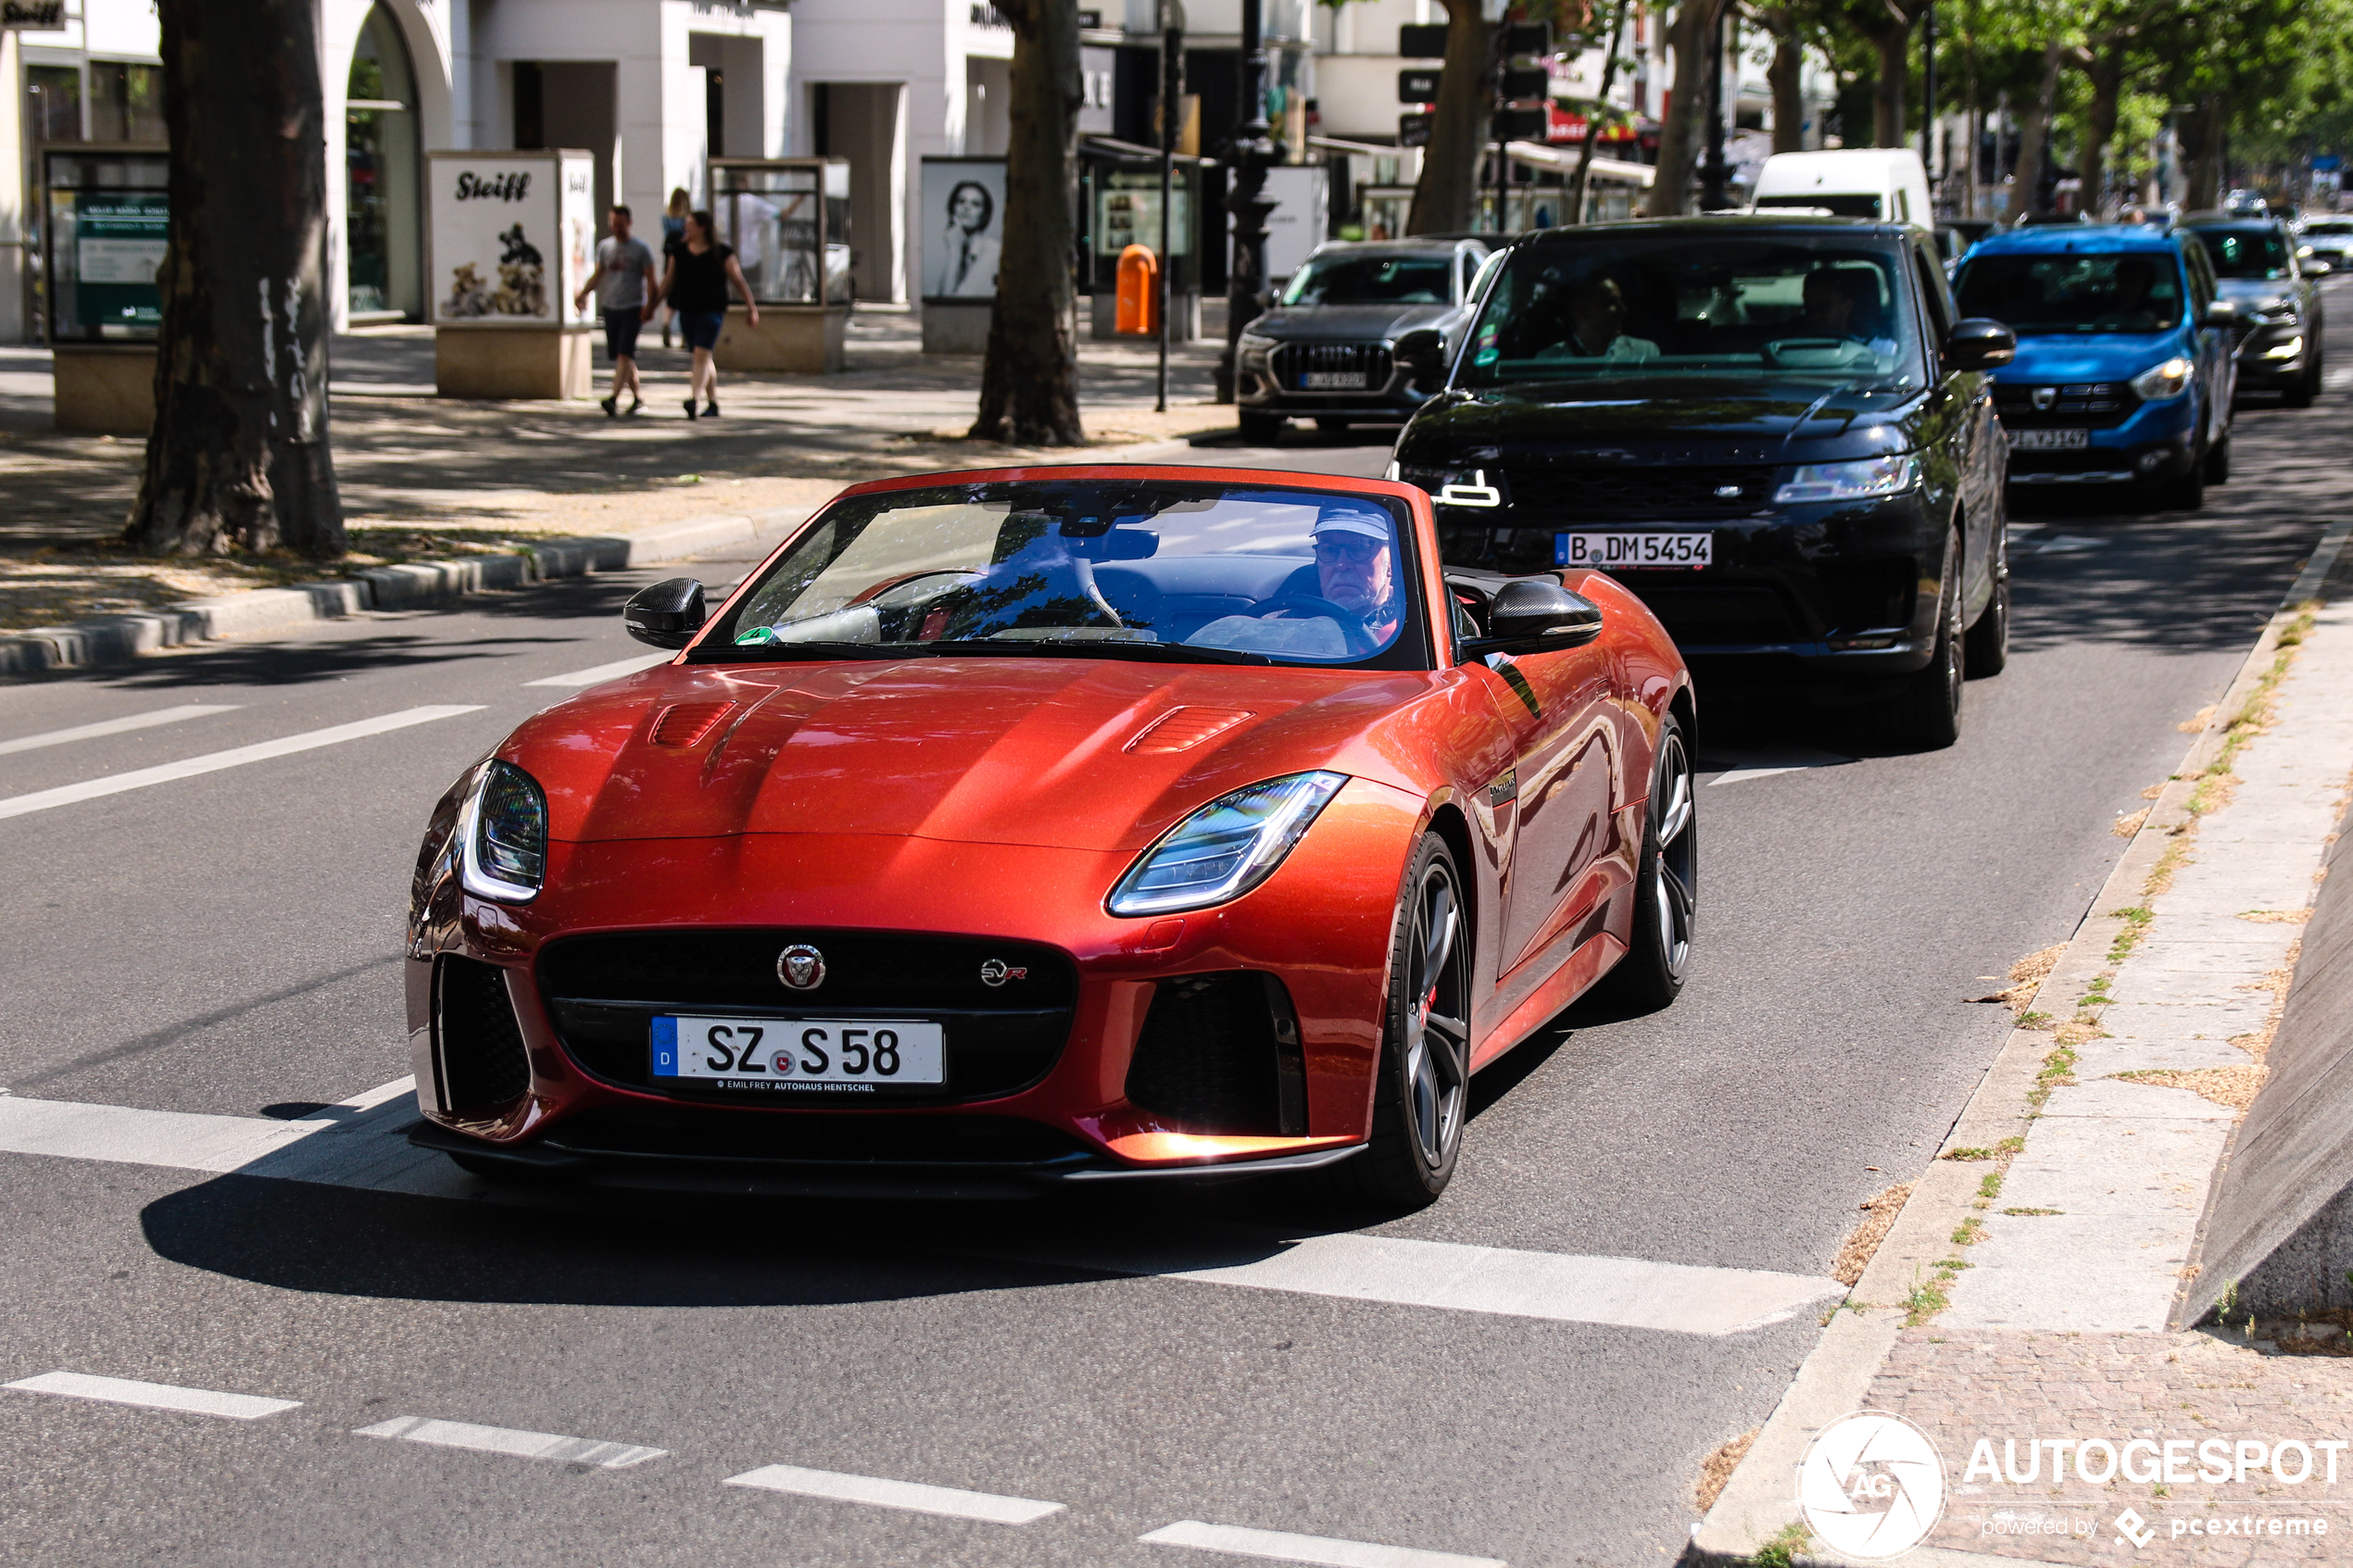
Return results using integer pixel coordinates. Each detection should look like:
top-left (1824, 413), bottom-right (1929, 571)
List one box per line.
top-left (541, 1104), bottom-right (1089, 1165)
top-left (1271, 341), bottom-right (1392, 391)
top-left (1994, 383), bottom-right (2140, 429)
top-left (1501, 465), bottom-right (1776, 521)
top-left (1621, 585), bottom-right (1805, 646)
top-left (538, 930), bottom-right (1076, 1106)
top-left (1124, 972), bottom-right (1306, 1135)
top-left (434, 955), bottom-right (532, 1111)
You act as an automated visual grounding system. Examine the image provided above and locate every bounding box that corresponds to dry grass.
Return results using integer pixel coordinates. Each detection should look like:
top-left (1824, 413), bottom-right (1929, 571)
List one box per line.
top-left (1694, 1428), bottom-right (1759, 1512)
top-left (1976, 943), bottom-right (2065, 1011)
top-left (2231, 940), bottom-right (2302, 1061)
top-left (2146, 839), bottom-right (2195, 898)
top-left (1831, 1182), bottom-right (1916, 1286)
top-left (2179, 705), bottom-right (2218, 734)
top-left (2142, 781), bottom-right (2170, 800)
top-left (2115, 1065), bottom-right (2269, 1110)
top-left (2238, 909), bottom-right (2311, 923)
top-left (2113, 807), bottom-right (2152, 839)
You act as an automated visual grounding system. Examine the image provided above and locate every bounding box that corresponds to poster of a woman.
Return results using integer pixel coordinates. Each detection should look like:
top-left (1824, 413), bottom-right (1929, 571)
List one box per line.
top-left (922, 162), bottom-right (1005, 300)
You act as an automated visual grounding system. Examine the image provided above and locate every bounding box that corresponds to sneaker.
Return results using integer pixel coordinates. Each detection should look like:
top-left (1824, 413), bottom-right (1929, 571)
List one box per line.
top-left (684, 399), bottom-right (698, 420)
top-left (625, 399), bottom-right (643, 417)
top-left (600, 395), bottom-right (618, 417)
top-left (703, 401), bottom-right (721, 419)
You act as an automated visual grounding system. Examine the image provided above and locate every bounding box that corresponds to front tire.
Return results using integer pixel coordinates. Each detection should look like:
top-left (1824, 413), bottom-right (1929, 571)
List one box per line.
top-left (1350, 834), bottom-right (1472, 1210)
top-left (1964, 521), bottom-right (2010, 677)
top-left (1890, 536), bottom-right (1965, 748)
top-left (1593, 716), bottom-right (1696, 1011)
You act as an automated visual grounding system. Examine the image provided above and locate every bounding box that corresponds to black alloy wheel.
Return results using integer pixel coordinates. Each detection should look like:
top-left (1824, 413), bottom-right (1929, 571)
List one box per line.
top-left (1964, 521), bottom-right (2010, 678)
top-left (1595, 716), bottom-right (1696, 1011)
top-left (1891, 534), bottom-right (1966, 748)
top-left (1352, 834), bottom-right (1472, 1208)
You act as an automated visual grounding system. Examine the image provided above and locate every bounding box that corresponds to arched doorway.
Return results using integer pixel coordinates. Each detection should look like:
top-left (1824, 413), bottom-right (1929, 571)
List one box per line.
top-left (346, 4), bottom-right (422, 320)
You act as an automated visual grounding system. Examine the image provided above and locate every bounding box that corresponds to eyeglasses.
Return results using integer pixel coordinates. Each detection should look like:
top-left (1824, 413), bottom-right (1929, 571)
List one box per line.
top-left (1314, 535), bottom-right (1387, 564)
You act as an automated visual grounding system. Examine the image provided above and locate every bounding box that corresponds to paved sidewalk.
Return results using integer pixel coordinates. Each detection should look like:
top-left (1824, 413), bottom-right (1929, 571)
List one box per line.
top-left (1693, 531), bottom-right (2353, 1567)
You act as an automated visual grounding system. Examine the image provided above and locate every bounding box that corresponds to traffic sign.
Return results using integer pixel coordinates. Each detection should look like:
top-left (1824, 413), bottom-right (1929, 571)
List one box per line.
top-left (1400, 113), bottom-right (1433, 148)
top-left (1399, 69), bottom-right (1442, 105)
top-left (1499, 66), bottom-right (1551, 100)
top-left (1399, 23), bottom-right (1448, 57)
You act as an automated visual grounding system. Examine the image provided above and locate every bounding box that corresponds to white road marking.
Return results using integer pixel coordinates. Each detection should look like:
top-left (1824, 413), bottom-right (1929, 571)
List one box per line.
top-left (1140, 1520), bottom-right (1505, 1568)
top-left (724, 1462), bottom-right (1064, 1524)
top-left (1704, 745), bottom-right (1853, 787)
top-left (0, 706), bottom-right (484, 821)
top-left (0, 1076), bottom-right (422, 1175)
top-left (6, 1370), bottom-right (299, 1421)
top-left (522, 653), bottom-right (668, 687)
top-left (355, 1415), bottom-right (666, 1468)
top-left (0, 705), bottom-right (241, 758)
top-left (2032, 533), bottom-right (2107, 554)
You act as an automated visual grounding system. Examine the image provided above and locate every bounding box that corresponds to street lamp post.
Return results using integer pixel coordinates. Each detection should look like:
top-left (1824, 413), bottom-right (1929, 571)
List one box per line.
top-left (1215, 0), bottom-right (1276, 405)
top-left (1157, 0), bottom-right (1185, 414)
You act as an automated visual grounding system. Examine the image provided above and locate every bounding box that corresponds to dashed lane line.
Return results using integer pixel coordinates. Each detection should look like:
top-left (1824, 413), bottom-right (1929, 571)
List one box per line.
top-left (724, 1462), bottom-right (1064, 1524)
top-left (0, 706), bottom-right (485, 821)
top-left (1140, 1520), bottom-right (1506, 1568)
top-left (355, 1416), bottom-right (666, 1469)
top-left (6, 1371), bottom-right (299, 1421)
top-left (1701, 745), bottom-right (1854, 787)
top-left (0, 705), bottom-right (241, 758)
top-left (522, 653), bottom-right (670, 688)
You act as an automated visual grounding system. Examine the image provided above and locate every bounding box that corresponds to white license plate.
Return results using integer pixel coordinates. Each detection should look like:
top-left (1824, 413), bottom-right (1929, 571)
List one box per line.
top-left (2008, 428), bottom-right (2090, 450)
top-left (652, 1015), bottom-right (945, 1090)
top-left (1301, 370), bottom-right (1369, 390)
top-left (1555, 531), bottom-right (1714, 571)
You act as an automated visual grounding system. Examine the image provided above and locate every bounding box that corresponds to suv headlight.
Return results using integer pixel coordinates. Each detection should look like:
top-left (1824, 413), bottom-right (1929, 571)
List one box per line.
top-left (1107, 771), bottom-right (1347, 917)
top-left (2130, 357), bottom-right (2196, 401)
top-left (1773, 454), bottom-right (1919, 506)
top-left (460, 759), bottom-right (548, 903)
top-left (1397, 465), bottom-right (1504, 508)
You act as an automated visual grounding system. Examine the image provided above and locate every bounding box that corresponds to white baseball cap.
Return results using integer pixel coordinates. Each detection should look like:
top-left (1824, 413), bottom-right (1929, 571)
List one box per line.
top-left (1310, 506), bottom-right (1393, 545)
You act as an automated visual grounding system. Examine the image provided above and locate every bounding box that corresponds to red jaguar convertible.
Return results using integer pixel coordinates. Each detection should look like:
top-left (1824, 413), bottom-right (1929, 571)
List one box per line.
top-left (406, 466), bottom-right (1695, 1205)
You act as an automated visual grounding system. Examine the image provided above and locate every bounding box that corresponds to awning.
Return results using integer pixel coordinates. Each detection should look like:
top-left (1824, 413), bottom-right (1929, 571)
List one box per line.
top-left (1503, 142), bottom-right (1655, 187)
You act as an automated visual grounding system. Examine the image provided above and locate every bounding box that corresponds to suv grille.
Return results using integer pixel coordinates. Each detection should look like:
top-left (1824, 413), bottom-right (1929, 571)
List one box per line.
top-left (1502, 465), bottom-right (1775, 520)
top-left (537, 930), bottom-right (1076, 1106)
top-left (1271, 341), bottom-right (1392, 391)
top-left (1994, 383), bottom-right (2140, 429)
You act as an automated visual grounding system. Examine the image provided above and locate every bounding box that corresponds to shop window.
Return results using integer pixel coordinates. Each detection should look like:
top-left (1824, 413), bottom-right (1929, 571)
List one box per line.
top-left (26, 65), bottom-right (81, 144)
top-left (348, 3), bottom-right (422, 318)
top-left (90, 63), bottom-right (165, 144)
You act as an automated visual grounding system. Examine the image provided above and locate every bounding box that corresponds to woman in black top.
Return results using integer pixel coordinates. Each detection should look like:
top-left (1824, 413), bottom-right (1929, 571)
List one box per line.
top-left (653, 209), bottom-right (760, 419)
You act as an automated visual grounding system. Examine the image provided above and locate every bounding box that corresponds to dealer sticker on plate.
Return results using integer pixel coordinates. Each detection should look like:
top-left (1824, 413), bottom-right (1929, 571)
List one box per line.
top-left (1555, 532), bottom-right (1713, 571)
top-left (651, 1015), bottom-right (945, 1092)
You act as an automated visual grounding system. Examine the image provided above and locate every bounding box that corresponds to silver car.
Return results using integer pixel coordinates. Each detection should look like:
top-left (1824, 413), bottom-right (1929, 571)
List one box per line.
top-left (1234, 239), bottom-right (1492, 440)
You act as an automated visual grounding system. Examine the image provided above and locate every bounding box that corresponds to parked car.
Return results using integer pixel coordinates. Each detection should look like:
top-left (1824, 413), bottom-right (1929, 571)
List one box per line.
top-left (2296, 214), bottom-right (2353, 270)
top-left (1955, 223), bottom-right (2239, 506)
top-left (407, 466), bottom-right (1696, 1206)
top-left (1234, 238), bottom-right (1492, 440)
top-left (2180, 213), bottom-right (2326, 406)
top-left (1750, 148), bottom-right (1933, 228)
top-left (1389, 216), bottom-right (2014, 747)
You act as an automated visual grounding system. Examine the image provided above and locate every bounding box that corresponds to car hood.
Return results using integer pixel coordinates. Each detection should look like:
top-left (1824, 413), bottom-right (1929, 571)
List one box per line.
top-left (1398, 377), bottom-right (1922, 463)
top-left (503, 658), bottom-right (1441, 853)
top-left (1994, 332), bottom-right (2182, 383)
top-left (1252, 303), bottom-right (1458, 343)
top-left (2216, 277), bottom-right (2296, 306)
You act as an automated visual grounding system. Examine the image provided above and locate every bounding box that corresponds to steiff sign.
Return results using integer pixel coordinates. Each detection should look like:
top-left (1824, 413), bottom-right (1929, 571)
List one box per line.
top-left (425, 150), bottom-right (594, 327)
top-left (2, 2), bottom-right (68, 29)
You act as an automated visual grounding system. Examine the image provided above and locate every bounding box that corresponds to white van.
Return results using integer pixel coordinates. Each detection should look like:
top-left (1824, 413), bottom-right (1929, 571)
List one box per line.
top-left (1750, 150), bottom-right (1933, 228)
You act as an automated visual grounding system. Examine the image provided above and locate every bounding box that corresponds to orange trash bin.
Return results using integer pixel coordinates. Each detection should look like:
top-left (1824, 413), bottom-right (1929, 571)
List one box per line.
top-left (1115, 244), bottom-right (1160, 335)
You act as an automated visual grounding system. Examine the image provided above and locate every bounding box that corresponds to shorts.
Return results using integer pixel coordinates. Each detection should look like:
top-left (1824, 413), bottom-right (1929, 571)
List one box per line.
top-left (601, 307), bottom-right (643, 362)
top-left (680, 310), bottom-right (725, 352)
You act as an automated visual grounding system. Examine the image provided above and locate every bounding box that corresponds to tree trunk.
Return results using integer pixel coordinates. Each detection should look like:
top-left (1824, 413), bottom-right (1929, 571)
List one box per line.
top-left (1870, 21), bottom-right (1908, 149)
top-left (125, 0), bottom-right (342, 558)
top-left (972, 0), bottom-right (1084, 445)
top-left (2180, 96), bottom-right (2223, 210)
top-left (1568, 0), bottom-right (1635, 220)
top-left (1407, 0), bottom-right (1495, 234)
top-left (1645, 0), bottom-right (1727, 217)
top-left (2077, 41), bottom-right (2123, 217)
top-left (1768, 25), bottom-right (1806, 154)
top-left (2008, 40), bottom-right (2064, 220)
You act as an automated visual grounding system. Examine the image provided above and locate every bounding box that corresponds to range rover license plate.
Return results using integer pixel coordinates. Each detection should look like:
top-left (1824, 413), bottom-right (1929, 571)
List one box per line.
top-left (1555, 532), bottom-right (1713, 571)
top-left (1301, 371), bottom-right (1369, 390)
top-left (652, 1015), bottom-right (945, 1090)
top-left (2008, 428), bottom-right (2090, 450)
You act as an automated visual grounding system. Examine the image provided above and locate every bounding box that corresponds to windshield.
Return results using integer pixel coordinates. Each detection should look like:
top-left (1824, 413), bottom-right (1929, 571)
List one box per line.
top-left (1954, 252), bottom-right (2184, 333)
top-left (703, 481), bottom-right (1425, 669)
top-left (1460, 236), bottom-right (1924, 387)
top-left (2194, 228), bottom-right (2292, 280)
top-left (1282, 254), bottom-right (1453, 307)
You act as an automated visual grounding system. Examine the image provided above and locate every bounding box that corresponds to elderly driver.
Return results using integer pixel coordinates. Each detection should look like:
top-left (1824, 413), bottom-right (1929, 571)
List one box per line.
top-left (1302, 507), bottom-right (1403, 644)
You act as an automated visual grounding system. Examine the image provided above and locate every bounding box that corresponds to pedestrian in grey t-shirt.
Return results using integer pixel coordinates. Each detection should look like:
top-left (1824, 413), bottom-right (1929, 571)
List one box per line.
top-left (573, 206), bottom-right (660, 417)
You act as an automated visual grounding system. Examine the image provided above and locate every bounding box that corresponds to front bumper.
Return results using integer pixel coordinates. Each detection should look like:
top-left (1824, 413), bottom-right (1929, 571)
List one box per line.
top-left (2003, 394), bottom-right (2199, 486)
top-left (2233, 320), bottom-right (2312, 389)
top-left (1235, 340), bottom-right (1420, 420)
top-left (406, 785), bottom-right (1425, 1187)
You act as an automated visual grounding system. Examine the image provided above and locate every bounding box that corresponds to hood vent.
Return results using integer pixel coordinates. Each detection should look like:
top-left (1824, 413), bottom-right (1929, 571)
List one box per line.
top-left (649, 701), bottom-right (736, 747)
top-left (1126, 706), bottom-right (1254, 754)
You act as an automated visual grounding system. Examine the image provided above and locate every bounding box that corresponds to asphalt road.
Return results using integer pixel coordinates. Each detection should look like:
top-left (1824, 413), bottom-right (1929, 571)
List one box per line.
top-left (0, 355), bottom-right (2345, 1567)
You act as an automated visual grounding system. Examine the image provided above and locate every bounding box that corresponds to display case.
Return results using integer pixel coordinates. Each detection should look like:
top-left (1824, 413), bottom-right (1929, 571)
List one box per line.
top-left (1078, 148), bottom-right (1205, 342)
top-left (43, 145), bottom-right (168, 433)
top-left (424, 147), bottom-right (597, 399)
top-left (708, 157), bottom-right (851, 371)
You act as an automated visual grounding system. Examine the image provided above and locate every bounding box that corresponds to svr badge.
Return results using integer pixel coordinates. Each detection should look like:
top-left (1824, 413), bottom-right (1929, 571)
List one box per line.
top-left (980, 958), bottom-right (1028, 987)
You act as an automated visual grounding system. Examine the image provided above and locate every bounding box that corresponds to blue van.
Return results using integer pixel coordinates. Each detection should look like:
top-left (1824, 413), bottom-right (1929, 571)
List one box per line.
top-left (1954, 224), bottom-right (2236, 509)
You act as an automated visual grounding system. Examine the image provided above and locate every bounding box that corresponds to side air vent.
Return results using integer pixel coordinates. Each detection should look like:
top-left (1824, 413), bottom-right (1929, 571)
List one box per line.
top-left (650, 701), bottom-right (735, 746)
top-left (1124, 972), bottom-right (1307, 1135)
top-left (433, 954), bottom-right (532, 1111)
top-left (1126, 706), bottom-right (1254, 754)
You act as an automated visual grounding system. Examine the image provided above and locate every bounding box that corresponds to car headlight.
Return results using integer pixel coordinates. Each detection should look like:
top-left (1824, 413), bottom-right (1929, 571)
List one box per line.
top-left (460, 759), bottom-right (547, 903)
top-left (1107, 771), bottom-right (1347, 917)
top-left (2130, 357), bottom-right (2196, 401)
top-left (1772, 454), bottom-right (1919, 506)
top-left (1397, 465), bottom-right (1503, 508)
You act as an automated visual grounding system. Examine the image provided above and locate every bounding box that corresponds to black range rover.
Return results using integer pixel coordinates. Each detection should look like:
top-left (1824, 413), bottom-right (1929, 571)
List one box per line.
top-left (1390, 217), bottom-right (2017, 745)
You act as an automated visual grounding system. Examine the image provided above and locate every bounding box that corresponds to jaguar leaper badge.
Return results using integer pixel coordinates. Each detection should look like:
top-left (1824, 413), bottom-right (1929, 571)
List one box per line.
top-left (776, 944), bottom-right (826, 990)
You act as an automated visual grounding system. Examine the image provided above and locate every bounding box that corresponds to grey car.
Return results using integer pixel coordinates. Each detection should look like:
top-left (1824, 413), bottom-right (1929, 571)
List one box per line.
top-left (1234, 239), bottom-right (1492, 440)
top-left (2182, 214), bottom-right (2327, 406)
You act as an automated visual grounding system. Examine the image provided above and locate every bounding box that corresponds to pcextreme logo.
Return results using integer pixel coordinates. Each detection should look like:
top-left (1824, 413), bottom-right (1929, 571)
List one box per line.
top-left (1797, 1411), bottom-right (1948, 1560)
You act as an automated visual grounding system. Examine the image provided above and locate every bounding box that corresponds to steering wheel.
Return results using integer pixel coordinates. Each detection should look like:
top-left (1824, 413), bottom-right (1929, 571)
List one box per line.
top-left (1252, 594), bottom-right (1381, 657)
